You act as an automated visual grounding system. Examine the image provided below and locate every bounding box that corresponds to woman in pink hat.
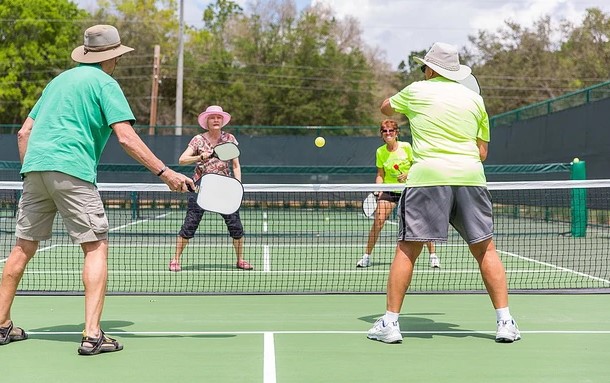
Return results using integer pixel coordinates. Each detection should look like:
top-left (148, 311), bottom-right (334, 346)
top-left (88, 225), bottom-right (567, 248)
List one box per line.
top-left (169, 105), bottom-right (253, 271)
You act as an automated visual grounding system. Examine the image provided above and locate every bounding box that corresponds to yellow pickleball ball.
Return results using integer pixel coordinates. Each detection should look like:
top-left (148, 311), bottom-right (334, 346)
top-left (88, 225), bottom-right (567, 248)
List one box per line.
top-left (315, 136), bottom-right (326, 148)
top-left (573, 157), bottom-right (580, 163)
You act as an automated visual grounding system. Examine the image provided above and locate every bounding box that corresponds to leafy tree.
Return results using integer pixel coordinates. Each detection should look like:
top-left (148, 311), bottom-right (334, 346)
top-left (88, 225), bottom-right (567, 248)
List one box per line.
top-left (469, 17), bottom-right (564, 114)
top-left (5, 1), bottom-right (609, 131)
top-left (558, 8), bottom-right (610, 89)
top-left (469, 8), bottom-right (610, 115)
top-left (90, 0), bottom-right (180, 126)
top-left (0, 0), bottom-right (88, 124)
top-left (184, 0), bottom-right (377, 132)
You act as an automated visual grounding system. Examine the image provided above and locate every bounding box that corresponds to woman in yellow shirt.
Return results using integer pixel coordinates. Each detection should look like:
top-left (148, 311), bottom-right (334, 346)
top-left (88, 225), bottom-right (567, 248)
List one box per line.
top-left (356, 119), bottom-right (438, 268)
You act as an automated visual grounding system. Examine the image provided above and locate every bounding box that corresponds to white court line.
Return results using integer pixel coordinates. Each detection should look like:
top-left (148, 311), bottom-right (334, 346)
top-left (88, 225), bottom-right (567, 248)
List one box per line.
top-left (24, 330), bottom-right (610, 336)
top-left (264, 332), bottom-right (276, 383)
top-left (263, 245), bottom-right (271, 272)
top-left (21, 269), bottom-right (584, 275)
top-left (109, 212), bottom-right (172, 232)
top-left (499, 249), bottom-right (610, 284)
top-left (0, 212), bottom-right (171, 263)
top-left (262, 211), bottom-right (271, 272)
top-left (62, 243), bottom-right (458, 248)
top-left (2, 242), bottom-right (61, 264)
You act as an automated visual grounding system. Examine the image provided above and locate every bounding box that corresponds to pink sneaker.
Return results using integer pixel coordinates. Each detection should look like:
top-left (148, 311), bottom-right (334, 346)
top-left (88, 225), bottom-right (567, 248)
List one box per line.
top-left (236, 260), bottom-right (253, 270)
top-left (169, 260), bottom-right (181, 272)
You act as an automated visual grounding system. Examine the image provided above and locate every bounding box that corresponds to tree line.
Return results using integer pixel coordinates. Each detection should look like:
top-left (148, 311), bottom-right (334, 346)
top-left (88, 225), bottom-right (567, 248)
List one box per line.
top-left (1, 0), bottom-right (609, 135)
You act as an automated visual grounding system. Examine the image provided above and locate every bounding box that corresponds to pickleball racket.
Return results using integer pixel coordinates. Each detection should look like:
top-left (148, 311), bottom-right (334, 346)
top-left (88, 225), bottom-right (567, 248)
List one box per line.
top-left (212, 142), bottom-right (240, 161)
top-left (460, 74), bottom-right (481, 95)
top-left (362, 192), bottom-right (377, 218)
top-left (196, 174), bottom-right (244, 215)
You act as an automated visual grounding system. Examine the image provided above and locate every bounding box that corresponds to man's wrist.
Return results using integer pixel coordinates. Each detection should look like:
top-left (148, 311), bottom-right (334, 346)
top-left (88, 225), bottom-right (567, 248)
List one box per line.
top-left (156, 166), bottom-right (168, 177)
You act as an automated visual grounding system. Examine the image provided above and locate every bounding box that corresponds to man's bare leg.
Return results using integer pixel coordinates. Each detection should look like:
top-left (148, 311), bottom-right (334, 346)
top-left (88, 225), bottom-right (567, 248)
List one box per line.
top-left (0, 238), bottom-right (38, 327)
top-left (386, 241), bottom-right (424, 313)
top-left (81, 240), bottom-right (108, 337)
top-left (469, 239), bottom-right (508, 308)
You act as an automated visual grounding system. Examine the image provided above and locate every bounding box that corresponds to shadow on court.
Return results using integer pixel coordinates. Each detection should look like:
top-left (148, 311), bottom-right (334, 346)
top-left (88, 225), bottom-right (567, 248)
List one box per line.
top-left (370, 261), bottom-right (393, 268)
top-left (358, 313), bottom-right (495, 341)
top-left (28, 320), bottom-right (235, 343)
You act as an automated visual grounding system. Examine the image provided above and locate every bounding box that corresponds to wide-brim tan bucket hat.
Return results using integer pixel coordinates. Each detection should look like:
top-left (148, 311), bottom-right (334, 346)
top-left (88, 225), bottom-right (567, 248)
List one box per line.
top-left (414, 42), bottom-right (471, 81)
top-left (71, 25), bottom-right (134, 64)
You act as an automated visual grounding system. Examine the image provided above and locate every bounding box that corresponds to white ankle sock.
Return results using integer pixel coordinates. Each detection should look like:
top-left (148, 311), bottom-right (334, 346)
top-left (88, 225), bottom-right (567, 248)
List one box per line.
top-left (496, 307), bottom-right (512, 322)
top-left (384, 311), bottom-right (399, 323)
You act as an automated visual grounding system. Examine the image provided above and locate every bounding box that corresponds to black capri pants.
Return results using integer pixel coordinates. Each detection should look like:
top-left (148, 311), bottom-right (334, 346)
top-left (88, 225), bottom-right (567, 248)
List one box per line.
top-left (178, 191), bottom-right (244, 240)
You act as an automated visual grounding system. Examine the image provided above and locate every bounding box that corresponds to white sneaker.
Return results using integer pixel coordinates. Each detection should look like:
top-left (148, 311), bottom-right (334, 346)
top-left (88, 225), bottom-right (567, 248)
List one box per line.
top-left (367, 318), bottom-right (403, 344)
top-left (429, 254), bottom-right (440, 268)
top-left (356, 255), bottom-right (371, 268)
top-left (495, 319), bottom-right (521, 343)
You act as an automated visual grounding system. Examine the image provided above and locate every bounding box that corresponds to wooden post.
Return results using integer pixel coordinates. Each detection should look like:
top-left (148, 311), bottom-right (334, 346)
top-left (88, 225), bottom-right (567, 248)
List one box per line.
top-left (149, 44), bottom-right (161, 135)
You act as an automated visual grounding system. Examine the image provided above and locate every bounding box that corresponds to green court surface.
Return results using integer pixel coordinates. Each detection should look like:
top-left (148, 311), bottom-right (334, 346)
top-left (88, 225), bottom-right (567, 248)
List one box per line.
top-left (1, 294), bottom-right (609, 383)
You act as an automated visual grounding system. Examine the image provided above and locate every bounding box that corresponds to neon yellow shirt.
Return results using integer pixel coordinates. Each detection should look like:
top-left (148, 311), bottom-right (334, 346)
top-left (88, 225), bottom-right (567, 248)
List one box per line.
top-left (389, 77), bottom-right (489, 187)
top-left (376, 141), bottom-right (413, 185)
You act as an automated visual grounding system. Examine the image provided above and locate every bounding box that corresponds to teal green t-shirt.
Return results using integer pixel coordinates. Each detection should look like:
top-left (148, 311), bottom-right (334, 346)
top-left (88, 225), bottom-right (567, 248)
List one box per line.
top-left (22, 64), bottom-right (135, 184)
top-left (389, 77), bottom-right (489, 187)
top-left (376, 141), bottom-right (413, 185)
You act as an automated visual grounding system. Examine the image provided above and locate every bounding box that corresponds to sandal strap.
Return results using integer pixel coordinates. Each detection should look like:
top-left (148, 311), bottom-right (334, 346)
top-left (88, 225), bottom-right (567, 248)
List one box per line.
top-left (0, 321), bottom-right (13, 344)
top-left (79, 330), bottom-right (121, 354)
top-left (101, 331), bottom-right (120, 344)
top-left (81, 330), bottom-right (106, 354)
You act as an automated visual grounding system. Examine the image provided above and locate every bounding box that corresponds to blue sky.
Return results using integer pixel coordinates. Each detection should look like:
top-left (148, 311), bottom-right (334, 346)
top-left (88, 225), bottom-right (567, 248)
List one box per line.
top-left (75, 0), bottom-right (610, 68)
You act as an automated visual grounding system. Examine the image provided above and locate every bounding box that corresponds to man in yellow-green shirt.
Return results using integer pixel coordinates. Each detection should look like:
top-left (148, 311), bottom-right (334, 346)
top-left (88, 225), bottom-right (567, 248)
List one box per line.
top-left (367, 42), bottom-right (520, 345)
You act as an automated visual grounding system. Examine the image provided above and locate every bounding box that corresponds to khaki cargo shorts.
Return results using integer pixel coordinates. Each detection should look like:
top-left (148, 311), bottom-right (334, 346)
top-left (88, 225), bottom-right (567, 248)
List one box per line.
top-left (16, 171), bottom-right (109, 244)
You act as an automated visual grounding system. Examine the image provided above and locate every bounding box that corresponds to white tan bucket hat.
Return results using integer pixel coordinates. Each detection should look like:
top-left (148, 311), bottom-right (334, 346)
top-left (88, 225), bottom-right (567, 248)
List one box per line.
top-left (413, 42), bottom-right (471, 81)
top-left (71, 25), bottom-right (134, 64)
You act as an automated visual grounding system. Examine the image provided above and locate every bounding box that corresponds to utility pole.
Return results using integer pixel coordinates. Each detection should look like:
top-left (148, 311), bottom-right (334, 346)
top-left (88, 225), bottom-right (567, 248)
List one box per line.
top-left (175, 0), bottom-right (184, 136)
top-left (149, 44), bottom-right (161, 135)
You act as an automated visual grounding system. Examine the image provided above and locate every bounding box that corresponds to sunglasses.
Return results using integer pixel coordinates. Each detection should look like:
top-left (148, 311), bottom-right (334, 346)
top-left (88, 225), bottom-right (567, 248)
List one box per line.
top-left (381, 129), bottom-right (396, 134)
top-left (420, 65), bottom-right (427, 73)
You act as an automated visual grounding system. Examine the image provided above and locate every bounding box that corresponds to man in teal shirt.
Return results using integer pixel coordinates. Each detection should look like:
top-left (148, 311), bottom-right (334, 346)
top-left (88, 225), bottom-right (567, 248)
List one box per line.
top-left (367, 42), bottom-right (520, 345)
top-left (23, 62), bottom-right (136, 184)
top-left (0, 25), bottom-right (194, 355)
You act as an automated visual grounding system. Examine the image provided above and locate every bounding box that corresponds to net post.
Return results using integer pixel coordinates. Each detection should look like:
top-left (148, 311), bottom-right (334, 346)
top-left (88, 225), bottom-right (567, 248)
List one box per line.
top-left (570, 159), bottom-right (587, 237)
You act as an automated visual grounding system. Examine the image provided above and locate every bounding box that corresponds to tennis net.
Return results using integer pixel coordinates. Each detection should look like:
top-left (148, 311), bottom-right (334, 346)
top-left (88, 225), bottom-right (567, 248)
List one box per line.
top-left (1, 180), bottom-right (609, 295)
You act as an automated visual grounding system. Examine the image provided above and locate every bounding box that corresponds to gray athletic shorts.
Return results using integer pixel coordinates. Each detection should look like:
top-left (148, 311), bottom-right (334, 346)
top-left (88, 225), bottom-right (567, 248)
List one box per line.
top-left (16, 171), bottom-right (109, 244)
top-left (397, 186), bottom-right (493, 244)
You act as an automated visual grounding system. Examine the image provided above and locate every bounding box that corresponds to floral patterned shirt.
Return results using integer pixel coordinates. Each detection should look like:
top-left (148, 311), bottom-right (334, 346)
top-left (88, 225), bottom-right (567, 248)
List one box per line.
top-left (188, 131), bottom-right (238, 182)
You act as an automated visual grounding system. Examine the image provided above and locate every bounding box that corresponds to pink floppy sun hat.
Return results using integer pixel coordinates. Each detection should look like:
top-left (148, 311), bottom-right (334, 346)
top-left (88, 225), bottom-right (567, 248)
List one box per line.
top-left (197, 105), bottom-right (231, 129)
